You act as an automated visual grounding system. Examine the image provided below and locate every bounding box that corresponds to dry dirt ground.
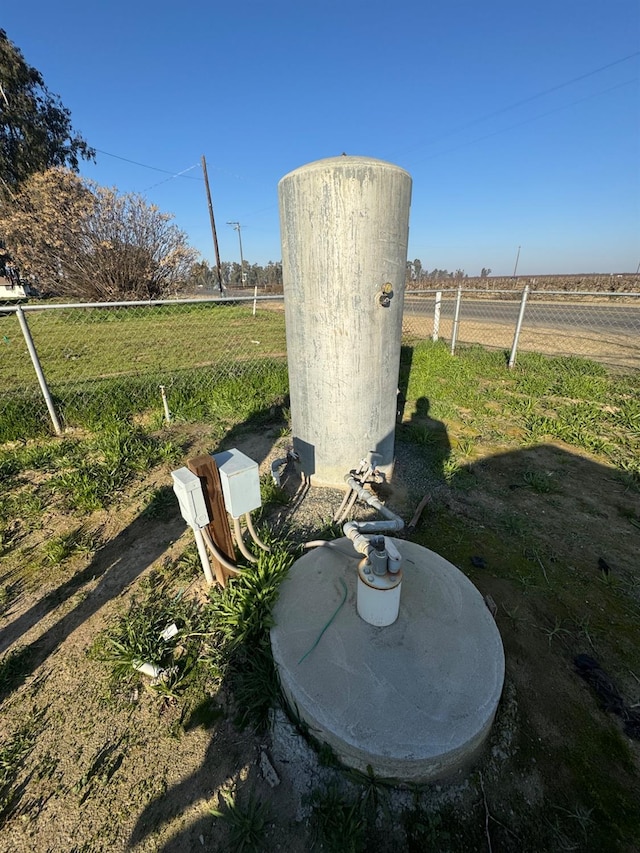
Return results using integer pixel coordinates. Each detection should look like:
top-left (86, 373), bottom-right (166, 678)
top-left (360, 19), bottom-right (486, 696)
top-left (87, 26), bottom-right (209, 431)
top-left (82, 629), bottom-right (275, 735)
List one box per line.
top-left (1, 417), bottom-right (639, 852)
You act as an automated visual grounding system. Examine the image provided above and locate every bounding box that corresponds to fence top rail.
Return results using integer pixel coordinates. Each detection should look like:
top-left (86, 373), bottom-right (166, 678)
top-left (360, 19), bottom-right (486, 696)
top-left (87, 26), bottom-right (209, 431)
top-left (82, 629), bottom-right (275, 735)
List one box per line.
top-left (406, 289), bottom-right (522, 296)
top-left (405, 288), bottom-right (640, 298)
top-left (1, 294), bottom-right (284, 313)
top-left (529, 290), bottom-right (640, 297)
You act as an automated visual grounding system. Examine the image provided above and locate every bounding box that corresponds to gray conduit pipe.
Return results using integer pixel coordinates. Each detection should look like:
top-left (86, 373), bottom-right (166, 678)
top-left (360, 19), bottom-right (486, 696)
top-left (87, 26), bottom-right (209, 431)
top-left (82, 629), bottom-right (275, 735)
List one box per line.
top-left (341, 474), bottom-right (404, 558)
top-left (305, 470), bottom-right (405, 558)
top-left (342, 522), bottom-right (376, 558)
top-left (344, 476), bottom-right (405, 528)
top-left (245, 513), bottom-right (271, 552)
top-left (270, 457), bottom-right (289, 487)
top-left (201, 527), bottom-right (242, 575)
top-left (233, 516), bottom-right (258, 563)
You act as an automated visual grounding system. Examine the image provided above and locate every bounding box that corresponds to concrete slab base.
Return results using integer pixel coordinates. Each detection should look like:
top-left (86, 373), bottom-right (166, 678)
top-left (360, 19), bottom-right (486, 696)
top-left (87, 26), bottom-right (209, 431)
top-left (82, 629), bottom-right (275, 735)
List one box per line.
top-left (270, 538), bottom-right (505, 783)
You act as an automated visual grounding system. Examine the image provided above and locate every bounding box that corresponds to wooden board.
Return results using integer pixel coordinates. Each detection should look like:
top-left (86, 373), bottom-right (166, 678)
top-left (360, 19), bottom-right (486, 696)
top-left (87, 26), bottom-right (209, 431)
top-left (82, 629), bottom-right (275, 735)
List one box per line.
top-left (187, 455), bottom-right (236, 586)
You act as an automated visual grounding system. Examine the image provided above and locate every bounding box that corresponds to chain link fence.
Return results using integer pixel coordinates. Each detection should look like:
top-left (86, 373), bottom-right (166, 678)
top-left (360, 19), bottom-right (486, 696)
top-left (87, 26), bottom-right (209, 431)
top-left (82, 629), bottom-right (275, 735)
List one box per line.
top-left (1, 289), bottom-right (638, 440)
top-left (0, 296), bottom-right (287, 439)
top-left (403, 288), bottom-right (640, 371)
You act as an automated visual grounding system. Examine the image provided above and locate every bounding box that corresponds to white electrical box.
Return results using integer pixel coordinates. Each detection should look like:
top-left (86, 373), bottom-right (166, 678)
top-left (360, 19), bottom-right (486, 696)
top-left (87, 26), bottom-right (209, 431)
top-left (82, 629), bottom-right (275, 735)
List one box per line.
top-left (171, 467), bottom-right (210, 528)
top-left (213, 449), bottom-right (261, 518)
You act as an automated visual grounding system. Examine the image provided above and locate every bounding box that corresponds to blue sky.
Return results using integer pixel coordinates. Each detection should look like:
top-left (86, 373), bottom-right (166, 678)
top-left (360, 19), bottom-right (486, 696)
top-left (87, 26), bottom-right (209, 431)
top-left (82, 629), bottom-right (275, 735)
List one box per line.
top-left (3, 0), bottom-right (639, 276)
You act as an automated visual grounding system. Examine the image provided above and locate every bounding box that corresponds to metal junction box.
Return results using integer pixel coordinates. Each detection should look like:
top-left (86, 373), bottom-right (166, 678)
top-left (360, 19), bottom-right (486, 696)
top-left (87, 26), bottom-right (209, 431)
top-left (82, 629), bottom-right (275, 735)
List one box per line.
top-left (171, 467), bottom-right (210, 528)
top-left (213, 449), bottom-right (261, 518)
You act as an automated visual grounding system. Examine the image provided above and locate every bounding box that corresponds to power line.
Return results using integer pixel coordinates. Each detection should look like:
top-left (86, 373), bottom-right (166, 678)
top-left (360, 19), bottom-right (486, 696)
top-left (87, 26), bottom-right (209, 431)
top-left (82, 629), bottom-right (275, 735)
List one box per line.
top-left (142, 163), bottom-right (200, 192)
top-left (94, 148), bottom-right (203, 179)
top-left (410, 77), bottom-right (637, 165)
top-left (395, 49), bottom-right (640, 160)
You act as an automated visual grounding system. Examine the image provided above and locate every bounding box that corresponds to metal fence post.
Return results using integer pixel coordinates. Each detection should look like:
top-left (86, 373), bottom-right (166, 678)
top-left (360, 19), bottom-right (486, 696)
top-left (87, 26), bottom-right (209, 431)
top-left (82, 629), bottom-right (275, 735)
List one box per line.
top-left (508, 284), bottom-right (530, 369)
top-left (450, 286), bottom-right (462, 355)
top-left (432, 290), bottom-right (442, 341)
top-left (16, 306), bottom-right (62, 435)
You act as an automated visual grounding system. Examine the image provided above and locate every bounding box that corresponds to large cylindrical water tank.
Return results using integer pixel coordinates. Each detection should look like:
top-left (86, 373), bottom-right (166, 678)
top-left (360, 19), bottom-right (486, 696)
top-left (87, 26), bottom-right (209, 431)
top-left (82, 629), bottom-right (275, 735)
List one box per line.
top-left (279, 156), bottom-right (412, 486)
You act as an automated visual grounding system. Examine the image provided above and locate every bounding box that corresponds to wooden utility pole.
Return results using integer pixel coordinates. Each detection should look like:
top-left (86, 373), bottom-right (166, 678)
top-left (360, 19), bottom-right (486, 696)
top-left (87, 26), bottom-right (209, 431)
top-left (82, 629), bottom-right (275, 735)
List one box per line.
top-left (201, 155), bottom-right (224, 293)
top-left (513, 245), bottom-right (521, 278)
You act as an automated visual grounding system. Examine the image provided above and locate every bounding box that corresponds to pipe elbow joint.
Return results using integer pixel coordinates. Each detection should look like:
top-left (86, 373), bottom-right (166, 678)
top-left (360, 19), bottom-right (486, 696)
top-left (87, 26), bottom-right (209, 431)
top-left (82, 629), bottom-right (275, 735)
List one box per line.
top-left (343, 521), bottom-right (373, 557)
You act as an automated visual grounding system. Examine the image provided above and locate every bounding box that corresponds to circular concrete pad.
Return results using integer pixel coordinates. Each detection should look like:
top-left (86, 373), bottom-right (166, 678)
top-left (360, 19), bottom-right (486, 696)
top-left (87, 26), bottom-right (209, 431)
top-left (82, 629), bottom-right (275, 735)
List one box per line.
top-left (270, 539), bottom-right (505, 782)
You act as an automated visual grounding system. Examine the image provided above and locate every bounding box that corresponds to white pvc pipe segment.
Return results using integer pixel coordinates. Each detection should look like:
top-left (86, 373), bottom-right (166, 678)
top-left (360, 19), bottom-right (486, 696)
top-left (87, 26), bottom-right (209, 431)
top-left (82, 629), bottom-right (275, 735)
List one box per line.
top-left (194, 526), bottom-right (215, 586)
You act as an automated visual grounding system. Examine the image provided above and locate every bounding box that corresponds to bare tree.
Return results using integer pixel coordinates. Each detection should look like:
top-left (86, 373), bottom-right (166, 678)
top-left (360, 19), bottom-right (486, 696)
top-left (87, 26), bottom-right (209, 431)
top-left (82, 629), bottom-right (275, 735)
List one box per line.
top-left (0, 167), bottom-right (197, 299)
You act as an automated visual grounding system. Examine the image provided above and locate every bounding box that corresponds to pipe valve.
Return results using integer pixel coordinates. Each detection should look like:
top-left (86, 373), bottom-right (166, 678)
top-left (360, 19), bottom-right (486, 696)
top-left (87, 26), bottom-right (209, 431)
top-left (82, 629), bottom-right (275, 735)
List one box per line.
top-left (378, 282), bottom-right (394, 308)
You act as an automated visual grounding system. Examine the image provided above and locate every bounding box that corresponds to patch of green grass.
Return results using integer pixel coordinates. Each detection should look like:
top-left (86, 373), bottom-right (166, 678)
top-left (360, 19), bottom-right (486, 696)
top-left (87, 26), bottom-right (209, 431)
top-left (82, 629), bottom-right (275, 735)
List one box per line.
top-left (41, 526), bottom-right (100, 566)
top-left (311, 784), bottom-right (366, 853)
top-left (96, 573), bottom-right (206, 698)
top-left (259, 473), bottom-right (289, 510)
top-left (1, 309), bottom-right (289, 438)
top-left (142, 485), bottom-right (179, 521)
top-left (211, 788), bottom-right (272, 853)
top-left (403, 340), bottom-right (639, 479)
top-left (403, 808), bottom-right (452, 852)
top-left (0, 394), bottom-right (52, 442)
top-left (208, 548), bottom-right (292, 651)
top-left (206, 547), bottom-right (293, 730)
top-left (522, 469), bottom-right (557, 493)
top-left (45, 423), bottom-right (184, 512)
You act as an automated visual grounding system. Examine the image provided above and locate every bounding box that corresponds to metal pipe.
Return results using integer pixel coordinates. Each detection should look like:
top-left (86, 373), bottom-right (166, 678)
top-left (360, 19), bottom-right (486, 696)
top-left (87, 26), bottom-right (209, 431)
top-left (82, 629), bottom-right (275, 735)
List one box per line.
top-left (233, 516), bottom-right (258, 563)
top-left (245, 512), bottom-right (271, 552)
top-left (12, 295), bottom-right (281, 312)
top-left (16, 306), bottom-right (62, 435)
top-left (450, 286), bottom-right (462, 356)
top-left (432, 290), bottom-right (442, 341)
top-left (333, 488), bottom-right (353, 523)
top-left (508, 284), bottom-right (530, 369)
top-left (346, 519), bottom-right (405, 533)
top-left (339, 472), bottom-right (404, 562)
top-left (201, 527), bottom-right (242, 575)
top-left (336, 487), bottom-right (359, 523)
top-left (333, 461), bottom-right (368, 523)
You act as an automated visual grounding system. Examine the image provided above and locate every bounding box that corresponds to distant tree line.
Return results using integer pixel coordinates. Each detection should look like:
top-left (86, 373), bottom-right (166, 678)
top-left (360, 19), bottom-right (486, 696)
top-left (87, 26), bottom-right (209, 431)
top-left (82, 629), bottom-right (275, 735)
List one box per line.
top-left (187, 259), bottom-right (283, 292)
top-left (187, 259), bottom-right (500, 294)
top-left (406, 260), bottom-right (471, 282)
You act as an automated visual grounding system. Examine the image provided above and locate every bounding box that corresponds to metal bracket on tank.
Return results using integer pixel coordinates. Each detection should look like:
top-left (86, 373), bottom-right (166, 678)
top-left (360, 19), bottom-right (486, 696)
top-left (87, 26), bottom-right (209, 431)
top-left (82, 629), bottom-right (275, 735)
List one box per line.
top-left (377, 282), bottom-right (394, 308)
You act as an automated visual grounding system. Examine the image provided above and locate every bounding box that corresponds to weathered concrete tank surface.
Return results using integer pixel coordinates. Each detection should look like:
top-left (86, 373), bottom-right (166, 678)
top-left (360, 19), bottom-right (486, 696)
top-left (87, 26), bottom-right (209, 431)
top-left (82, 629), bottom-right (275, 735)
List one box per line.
top-left (279, 156), bottom-right (412, 487)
